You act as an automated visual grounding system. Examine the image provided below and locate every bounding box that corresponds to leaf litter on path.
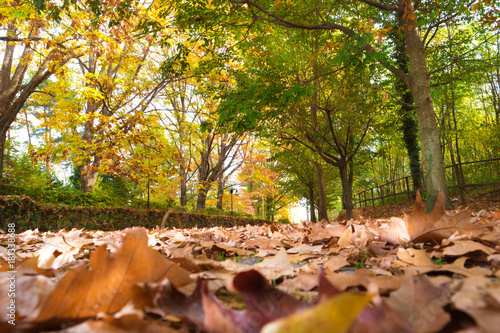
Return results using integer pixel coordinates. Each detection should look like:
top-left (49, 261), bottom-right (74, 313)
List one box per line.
top-left (0, 191), bottom-right (499, 332)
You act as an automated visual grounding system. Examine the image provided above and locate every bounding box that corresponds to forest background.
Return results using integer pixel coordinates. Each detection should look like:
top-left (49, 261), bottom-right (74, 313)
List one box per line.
top-left (1, 0), bottom-right (499, 224)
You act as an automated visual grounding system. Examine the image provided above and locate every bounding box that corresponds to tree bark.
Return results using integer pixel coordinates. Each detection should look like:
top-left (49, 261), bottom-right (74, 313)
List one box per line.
top-left (80, 99), bottom-right (102, 192)
top-left (216, 173), bottom-right (225, 210)
top-left (399, 0), bottom-right (452, 210)
top-left (314, 161), bottom-right (328, 221)
top-left (196, 181), bottom-right (211, 210)
top-left (81, 156), bottom-right (100, 192)
top-left (392, 25), bottom-right (422, 193)
top-left (338, 161), bottom-right (353, 220)
top-left (308, 185), bottom-right (317, 222)
top-left (266, 195), bottom-right (273, 221)
top-left (180, 170), bottom-right (188, 206)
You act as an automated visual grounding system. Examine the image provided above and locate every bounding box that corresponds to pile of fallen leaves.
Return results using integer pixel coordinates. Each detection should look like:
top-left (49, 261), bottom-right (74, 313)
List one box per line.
top-left (1, 191), bottom-right (499, 333)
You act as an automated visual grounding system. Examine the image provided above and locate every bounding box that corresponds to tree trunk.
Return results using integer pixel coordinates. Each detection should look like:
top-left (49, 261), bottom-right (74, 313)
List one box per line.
top-left (180, 170), bottom-right (188, 206)
top-left (81, 156), bottom-right (100, 192)
top-left (314, 161), bottom-right (328, 221)
top-left (0, 130), bottom-right (6, 179)
top-left (266, 196), bottom-right (273, 221)
top-left (249, 180), bottom-right (255, 213)
top-left (399, 0), bottom-right (452, 210)
top-left (80, 104), bottom-right (100, 192)
top-left (196, 146), bottom-right (210, 210)
top-left (216, 173), bottom-right (225, 210)
top-left (309, 186), bottom-right (317, 222)
top-left (392, 25), bottom-right (422, 193)
top-left (339, 161), bottom-right (353, 220)
top-left (196, 181), bottom-right (211, 210)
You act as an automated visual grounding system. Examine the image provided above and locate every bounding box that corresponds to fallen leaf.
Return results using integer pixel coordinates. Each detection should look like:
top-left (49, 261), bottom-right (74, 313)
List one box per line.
top-left (386, 269), bottom-right (450, 333)
top-left (33, 228), bottom-right (192, 324)
top-left (323, 255), bottom-right (350, 272)
top-left (261, 293), bottom-right (372, 333)
top-left (404, 190), bottom-right (482, 243)
top-left (441, 240), bottom-right (496, 257)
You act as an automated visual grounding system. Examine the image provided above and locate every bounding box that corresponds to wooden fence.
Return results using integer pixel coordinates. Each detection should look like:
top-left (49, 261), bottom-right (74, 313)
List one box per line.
top-left (353, 157), bottom-right (500, 208)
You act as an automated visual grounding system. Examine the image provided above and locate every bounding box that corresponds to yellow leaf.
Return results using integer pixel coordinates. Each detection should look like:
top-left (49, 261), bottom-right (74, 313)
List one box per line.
top-left (261, 293), bottom-right (372, 333)
top-left (471, 3), bottom-right (479, 11)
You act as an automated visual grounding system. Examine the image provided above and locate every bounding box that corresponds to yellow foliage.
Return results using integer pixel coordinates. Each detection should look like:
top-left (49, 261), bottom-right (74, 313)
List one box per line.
top-left (261, 293), bottom-right (372, 333)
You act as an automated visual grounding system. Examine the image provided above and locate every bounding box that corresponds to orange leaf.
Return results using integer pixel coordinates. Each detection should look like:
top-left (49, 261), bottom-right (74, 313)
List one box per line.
top-left (34, 228), bottom-right (192, 322)
top-left (404, 190), bottom-right (484, 243)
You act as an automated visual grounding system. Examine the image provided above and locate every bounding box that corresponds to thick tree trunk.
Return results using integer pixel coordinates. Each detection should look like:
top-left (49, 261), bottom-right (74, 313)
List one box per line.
top-left (339, 162), bottom-right (353, 220)
top-left (308, 186), bottom-right (317, 222)
top-left (81, 156), bottom-right (100, 192)
top-left (196, 181), bottom-right (211, 210)
top-left (400, 0), bottom-right (451, 210)
top-left (314, 161), bottom-right (328, 221)
top-left (80, 105), bottom-right (100, 192)
top-left (392, 26), bottom-right (422, 193)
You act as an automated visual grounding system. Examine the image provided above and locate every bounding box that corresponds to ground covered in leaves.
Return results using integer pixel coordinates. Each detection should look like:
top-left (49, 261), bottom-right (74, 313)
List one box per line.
top-left (1, 191), bottom-right (500, 333)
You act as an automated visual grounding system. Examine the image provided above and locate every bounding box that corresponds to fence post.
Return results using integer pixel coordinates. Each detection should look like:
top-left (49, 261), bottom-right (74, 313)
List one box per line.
top-left (363, 191), bottom-right (367, 207)
top-left (370, 188), bottom-right (375, 207)
top-left (380, 186), bottom-right (384, 206)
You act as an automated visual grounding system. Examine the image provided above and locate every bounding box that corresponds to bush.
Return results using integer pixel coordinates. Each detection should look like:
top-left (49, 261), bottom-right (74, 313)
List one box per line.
top-left (0, 195), bottom-right (272, 232)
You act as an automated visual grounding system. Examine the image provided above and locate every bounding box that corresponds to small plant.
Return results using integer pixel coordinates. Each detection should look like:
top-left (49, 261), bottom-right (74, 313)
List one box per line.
top-left (433, 258), bottom-right (448, 265)
top-left (355, 262), bottom-right (365, 269)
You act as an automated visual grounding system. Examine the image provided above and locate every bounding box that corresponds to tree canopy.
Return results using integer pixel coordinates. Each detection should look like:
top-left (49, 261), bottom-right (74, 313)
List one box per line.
top-left (1, 0), bottom-right (499, 220)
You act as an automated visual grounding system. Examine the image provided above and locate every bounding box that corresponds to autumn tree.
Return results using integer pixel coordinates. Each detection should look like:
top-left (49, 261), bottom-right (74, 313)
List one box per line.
top-left (155, 77), bottom-right (201, 206)
top-left (174, 0), bottom-right (500, 209)
top-left (42, 1), bottom-right (176, 192)
top-left (0, 1), bottom-right (73, 179)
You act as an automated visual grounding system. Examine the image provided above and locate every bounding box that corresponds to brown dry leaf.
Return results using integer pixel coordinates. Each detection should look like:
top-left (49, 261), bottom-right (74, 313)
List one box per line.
top-left (253, 248), bottom-right (296, 280)
top-left (323, 255), bottom-right (350, 272)
top-left (441, 240), bottom-right (496, 257)
top-left (439, 257), bottom-right (492, 277)
top-left (286, 244), bottom-right (324, 254)
top-left (451, 275), bottom-right (492, 310)
top-left (376, 217), bottom-right (411, 244)
top-left (0, 273), bottom-right (56, 321)
top-left (53, 315), bottom-right (187, 333)
top-left (396, 248), bottom-right (436, 266)
top-left (463, 308), bottom-right (500, 333)
top-left (350, 299), bottom-right (414, 333)
top-left (308, 223), bottom-right (346, 242)
top-left (35, 229), bottom-right (95, 269)
top-left (33, 228), bottom-right (192, 323)
top-left (325, 269), bottom-right (404, 293)
top-left (404, 190), bottom-right (483, 243)
top-left (245, 238), bottom-right (283, 250)
top-left (15, 256), bottom-right (56, 277)
top-left (385, 269), bottom-right (451, 333)
top-left (337, 224), bottom-right (354, 247)
top-left (279, 273), bottom-right (319, 292)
